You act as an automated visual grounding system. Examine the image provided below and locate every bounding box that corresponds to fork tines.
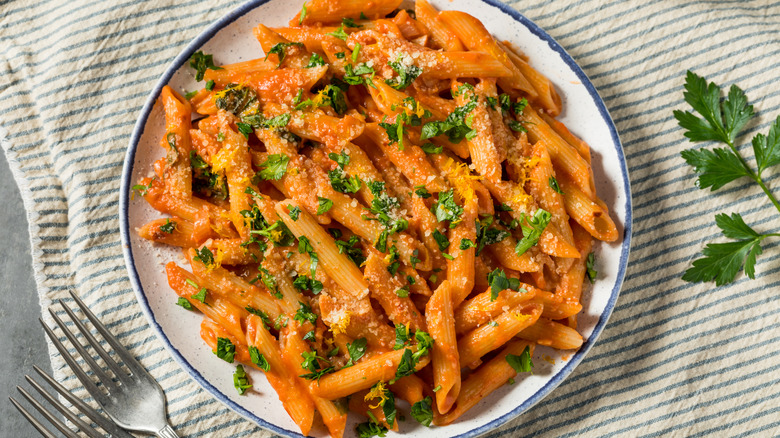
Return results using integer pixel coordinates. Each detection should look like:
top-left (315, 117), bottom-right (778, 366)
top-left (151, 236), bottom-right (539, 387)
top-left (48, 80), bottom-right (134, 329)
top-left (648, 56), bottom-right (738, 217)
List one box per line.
top-left (9, 366), bottom-right (133, 438)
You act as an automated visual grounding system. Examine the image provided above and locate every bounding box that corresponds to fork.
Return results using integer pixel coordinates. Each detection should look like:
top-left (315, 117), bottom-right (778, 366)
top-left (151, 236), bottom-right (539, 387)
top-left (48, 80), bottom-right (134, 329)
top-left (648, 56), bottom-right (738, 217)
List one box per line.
top-left (40, 290), bottom-right (179, 437)
top-left (10, 365), bottom-right (134, 438)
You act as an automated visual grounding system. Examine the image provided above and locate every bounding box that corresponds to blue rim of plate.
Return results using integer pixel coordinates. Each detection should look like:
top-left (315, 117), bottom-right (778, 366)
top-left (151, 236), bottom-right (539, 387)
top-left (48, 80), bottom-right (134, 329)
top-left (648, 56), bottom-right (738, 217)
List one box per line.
top-left (119, 0), bottom-right (633, 437)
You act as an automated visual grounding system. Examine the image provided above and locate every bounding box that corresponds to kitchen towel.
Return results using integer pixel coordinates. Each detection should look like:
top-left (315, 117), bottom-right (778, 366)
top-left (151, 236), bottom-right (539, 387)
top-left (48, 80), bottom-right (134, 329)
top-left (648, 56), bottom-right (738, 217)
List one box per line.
top-left (1, 0), bottom-right (779, 436)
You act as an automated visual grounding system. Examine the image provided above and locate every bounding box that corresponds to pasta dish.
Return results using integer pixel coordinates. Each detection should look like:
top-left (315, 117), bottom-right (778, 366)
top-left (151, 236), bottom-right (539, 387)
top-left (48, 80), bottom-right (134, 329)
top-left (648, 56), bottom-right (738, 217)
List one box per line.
top-left (132, 0), bottom-right (618, 436)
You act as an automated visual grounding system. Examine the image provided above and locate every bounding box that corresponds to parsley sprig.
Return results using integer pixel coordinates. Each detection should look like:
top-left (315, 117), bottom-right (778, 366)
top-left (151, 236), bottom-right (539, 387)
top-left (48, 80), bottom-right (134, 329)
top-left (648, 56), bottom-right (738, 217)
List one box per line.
top-left (674, 71), bottom-right (780, 285)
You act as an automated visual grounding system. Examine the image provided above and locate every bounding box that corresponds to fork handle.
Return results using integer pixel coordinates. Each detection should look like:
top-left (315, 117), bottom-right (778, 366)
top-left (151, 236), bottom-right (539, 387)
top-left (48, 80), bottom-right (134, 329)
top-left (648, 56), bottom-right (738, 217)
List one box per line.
top-left (156, 424), bottom-right (180, 438)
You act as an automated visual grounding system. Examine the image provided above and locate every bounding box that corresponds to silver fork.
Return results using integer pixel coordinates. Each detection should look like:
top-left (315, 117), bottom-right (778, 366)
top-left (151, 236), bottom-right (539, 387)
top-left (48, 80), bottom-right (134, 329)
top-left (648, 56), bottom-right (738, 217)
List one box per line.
top-left (40, 290), bottom-right (179, 438)
top-left (10, 365), bottom-right (134, 438)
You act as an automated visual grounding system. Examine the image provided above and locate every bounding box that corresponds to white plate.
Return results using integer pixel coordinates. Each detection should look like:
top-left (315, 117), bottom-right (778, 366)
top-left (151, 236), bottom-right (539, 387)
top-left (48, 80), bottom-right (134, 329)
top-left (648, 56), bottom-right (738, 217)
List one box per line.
top-left (120, 1), bottom-right (632, 436)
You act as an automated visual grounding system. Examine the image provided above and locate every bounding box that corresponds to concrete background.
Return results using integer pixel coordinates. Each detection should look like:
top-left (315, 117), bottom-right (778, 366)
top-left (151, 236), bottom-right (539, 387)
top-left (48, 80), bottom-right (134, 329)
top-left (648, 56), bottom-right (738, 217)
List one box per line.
top-left (0, 150), bottom-right (54, 436)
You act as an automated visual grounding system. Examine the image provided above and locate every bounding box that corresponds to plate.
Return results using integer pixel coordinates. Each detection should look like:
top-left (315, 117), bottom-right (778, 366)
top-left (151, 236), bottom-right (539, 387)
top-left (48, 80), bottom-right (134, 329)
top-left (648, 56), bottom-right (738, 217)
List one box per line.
top-left (119, 1), bottom-right (632, 436)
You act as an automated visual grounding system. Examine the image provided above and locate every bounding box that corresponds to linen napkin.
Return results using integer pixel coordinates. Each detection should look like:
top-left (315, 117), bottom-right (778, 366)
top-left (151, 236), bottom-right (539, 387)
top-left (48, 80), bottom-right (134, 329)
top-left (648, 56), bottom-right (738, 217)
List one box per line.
top-left (2, 0), bottom-right (779, 436)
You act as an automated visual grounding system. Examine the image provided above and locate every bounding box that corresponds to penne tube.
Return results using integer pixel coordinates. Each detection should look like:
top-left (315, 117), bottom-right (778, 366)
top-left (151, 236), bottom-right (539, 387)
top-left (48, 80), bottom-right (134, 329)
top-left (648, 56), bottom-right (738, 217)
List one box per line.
top-left (436, 341), bottom-right (535, 426)
top-left (138, 217), bottom-right (199, 248)
top-left (556, 174), bottom-right (618, 242)
top-left (425, 280), bottom-right (461, 414)
top-left (292, 0), bottom-right (402, 25)
top-left (447, 196), bottom-right (478, 306)
top-left (159, 86), bottom-right (193, 199)
top-left (364, 249), bottom-right (427, 331)
top-left (453, 286), bottom-right (537, 334)
top-left (415, 0), bottom-right (465, 51)
top-left (531, 289), bottom-right (582, 320)
top-left (309, 347), bottom-right (430, 400)
top-left (202, 58), bottom-right (276, 87)
top-left (246, 315), bottom-right (316, 435)
top-left (458, 302), bottom-right (542, 368)
top-left (518, 318), bottom-right (583, 350)
top-left (527, 141), bottom-right (575, 249)
top-left (502, 43), bottom-right (562, 116)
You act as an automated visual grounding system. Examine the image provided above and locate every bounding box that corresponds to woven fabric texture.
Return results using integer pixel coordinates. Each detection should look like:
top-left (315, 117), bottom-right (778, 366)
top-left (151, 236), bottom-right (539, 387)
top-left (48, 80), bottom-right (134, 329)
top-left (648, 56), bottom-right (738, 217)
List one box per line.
top-left (1, 0), bottom-right (779, 436)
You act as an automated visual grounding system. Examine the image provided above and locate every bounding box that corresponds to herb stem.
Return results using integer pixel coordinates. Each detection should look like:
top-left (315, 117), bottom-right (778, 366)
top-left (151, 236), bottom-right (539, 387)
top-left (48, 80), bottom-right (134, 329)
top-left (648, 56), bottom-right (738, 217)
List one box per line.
top-left (727, 139), bottom-right (780, 216)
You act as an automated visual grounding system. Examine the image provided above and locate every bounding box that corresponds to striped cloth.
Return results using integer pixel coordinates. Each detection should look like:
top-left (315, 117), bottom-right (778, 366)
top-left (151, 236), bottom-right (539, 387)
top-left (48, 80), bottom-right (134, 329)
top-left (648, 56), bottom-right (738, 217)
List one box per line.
top-left (2, 0), bottom-right (779, 436)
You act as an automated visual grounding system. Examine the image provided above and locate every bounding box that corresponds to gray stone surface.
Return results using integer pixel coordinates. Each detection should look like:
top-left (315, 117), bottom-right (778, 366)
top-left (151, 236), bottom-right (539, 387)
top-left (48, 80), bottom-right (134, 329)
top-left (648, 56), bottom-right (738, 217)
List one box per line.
top-left (0, 150), bottom-right (54, 437)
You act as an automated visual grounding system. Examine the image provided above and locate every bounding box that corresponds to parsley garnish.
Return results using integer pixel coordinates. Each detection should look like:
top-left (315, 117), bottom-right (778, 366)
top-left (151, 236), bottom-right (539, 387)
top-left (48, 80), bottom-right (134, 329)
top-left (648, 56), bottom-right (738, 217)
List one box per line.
top-left (249, 346), bottom-right (270, 371)
top-left (356, 416), bottom-right (388, 438)
top-left (459, 238), bottom-right (476, 250)
top-left (420, 142), bottom-right (443, 154)
top-left (385, 56), bottom-right (422, 90)
top-left (548, 176), bottom-right (564, 194)
top-left (328, 167), bottom-right (362, 193)
top-left (292, 274), bottom-right (323, 295)
top-left (414, 185), bottom-right (431, 198)
top-left (236, 122), bottom-right (253, 138)
top-left (294, 301), bottom-right (318, 325)
top-left (327, 24), bottom-right (349, 41)
top-left (184, 90), bottom-right (198, 99)
top-left (335, 235), bottom-right (366, 266)
top-left (328, 150), bottom-right (350, 169)
top-left (233, 364), bottom-right (252, 395)
top-left (475, 215), bottom-right (509, 255)
top-left (342, 17), bottom-right (362, 28)
top-left (298, 236), bottom-right (319, 277)
top-left (131, 180), bottom-right (153, 197)
top-left (396, 285), bottom-right (410, 297)
top-left (193, 247), bottom-right (214, 266)
top-left (215, 337), bottom-right (235, 363)
top-left (160, 219), bottom-right (176, 234)
top-left (255, 154), bottom-right (289, 181)
top-left (487, 268), bottom-right (523, 301)
top-left (410, 396), bottom-right (433, 427)
top-left (246, 307), bottom-right (273, 329)
top-left (316, 197), bottom-right (333, 214)
top-left (299, 1), bottom-right (307, 24)
top-left (506, 345), bottom-right (534, 373)
top-left (189, 51), bottom-right (222, 81)
top-left (430, 231), bottom-right (448, 254)
top-left (674, 71), bottom-right (780, 285)
top-left (305, 52), bottom-right (326, 68)
top-left (265, 42), bottom-right (304, 67)
top-left (420, 97), bottom-right (477, 143)
top-left (299, 351), bottom-right (335, 381)
top-left (191, 287), bottom-right (207, 304)
top-left (205, 79), bottom-right (215, 91)
top-left (432, 189), bottom-right (464, 227)
top-left (586, 252), bottom-right (597, 283)
top-left (176, 297), bottom-right (192, 310)
top-left (288, 205), bottom-right (302, 221)
top-left (507, 120), bottom-right (527, 133)
top-left (514, 209), bottom-right (552, 256)
top-left (345, 337), bottom-right (368, 367)
top-left (343, 63), bottom-right (376, 88)
top-left (215, 84), bottom-right (257, 115)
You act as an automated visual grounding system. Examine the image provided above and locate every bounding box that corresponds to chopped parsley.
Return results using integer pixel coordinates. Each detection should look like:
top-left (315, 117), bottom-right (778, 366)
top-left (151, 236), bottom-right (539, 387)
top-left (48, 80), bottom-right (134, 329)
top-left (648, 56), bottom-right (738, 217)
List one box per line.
top-left (328, 150), bottom-right (350, 169)
top-left (410, 396), bottom-right (433, 427)
top-left (342, 17), bottom-right (362, 28)
top-left (305, 52), bottom-right (326, 68)
top-left (549, 176), bottom-right (564, 194)
top-left (249, 346), bottom-right (270, 371)
top-left (191, 287), bottom-right (208, 304)
top-left (255, 154), bottom-right (290, 181)
top-left (356, 417), bottom-right (387, 438)
top-left (215, 84), bottom-right (257, 116)
top-left (335, 234), bottom-right (366, 266)
top-left (475, 215), bottom-right (510, 255)
top-left (487, 268), bottom-right (523, 301)
top-left (345, 337), bottom-right (368, 367)
top-left (459, 238), bottom-right (476, 250)
top-left (298, 236), bottom-right (319, 277)
top-left (506, 345), bottom-right (534, 373)
top-left (327, 24), bottom-right (349, 41)
top-left (265, 42), bottom-right (304, 67)
top-left (420, 96), bottom-right (478, 143)
top-left (233, 365), bottom-right (252, 395)
top-left (205, 79), bottom-right (215, 91)
top-left (292, 274), bottom-right (323, 295)
top-left (586, 252), bottom-right (597, 283)
top-left (432, 189), bottom-right (464, 227)
top-left (299, 1), bottom-right (307, 24)
top-left (328, 167), bottom-right (362, 193)
top-left (215, 337), bottom-right (235, 363)
top-left (343, 62), bottom-right (376, 88)
top-left (294, 301), bottom-right (318, 326)
top-left (299, 350), bottom-right (335, 381)
top-left (316, 197), bottom-right (334, 215)
top-left (414, 185), bottom-right (431, 198)
top-left (193, 247), bottom-right (215, 266)
top-left (385, 56), bottom-right (422, 90)
top-left (160, 219), bottom-right (176, 234)
top-left (395, 285), bottom-right (410, 298)
top-left (514, 209), bottom-right (552, 256)
top-left (131, 180), bottom-right (153, 197)
top-left (176, 297), bottom-right (192, 310)
top-left (288, 205), bottom-right (302, 221)
top-left (189, 51), bottom-right (222, 81)
top-left (420, 142), bottom-right (443, 154)
top-left (432, 229), bottom-right (449, 252)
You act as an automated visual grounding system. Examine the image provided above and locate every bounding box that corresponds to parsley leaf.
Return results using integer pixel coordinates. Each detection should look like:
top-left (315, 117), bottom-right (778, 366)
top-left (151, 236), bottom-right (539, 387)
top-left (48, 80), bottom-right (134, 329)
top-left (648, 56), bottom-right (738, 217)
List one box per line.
top-left (191, 287), bottom-right (208, 304)
top-left (233, 364), bottom-right (252, 395)
top-left (506, 345), bottom-right (534, 373)
top-left (328, 150), bottom-right (350, 169)
top-left (432, 229), bottom-right (449, 251)
top-left (433, 189), bottom-right (464, 227)
top-left (548, 176), bottom-right (564, 194)
top-left (459, 238), bottom-right (476, 250)
top-left (255, 154), bottom-right (289, 181)
top-left (410, 396), bottom-right (433, 427)
top-left (294, 301), bottom-right (318, 325)
top-left (752, 115), bottom-right (780, 175)
top-left (327, 24), bottom-right (349, 41)
top-left (160, 219), bottom-right (176, 234)
top-left (679, 147), bottom-right (750, 191)
top-left (288, 205), bottom-right (301, 221)
top-left (475, 215), bottom-right (509, 255)
top-left (299, 1), bottom-right (307, 24)
top-left (193, 247), bottom-right (214, 266)
top-left (215, 337), bottom-right (235, 363)
top-left (317, 197), bottom-right (334, 214)
top-left (305, 52), bottom-right (325, 68)
top-left (342, 17), bottom-right (362, 28)
top-left (265, 42), bottom-right (304, 67)
top-left (420, 98), bottom-right (478, 143)
top-left (514, 209), bottom-right (552, 256)
top-left (189, 51), bottom-right (222, 81)
top-left (328, 167), bottom-right (362, 193)
top-left (420, 142), bottom-right (443, 154)
top-left (356, 418), bottom-right (388, 438)
top-left (674, 70), bottom-right (753, 146)
top-left (586, 252), bottom-right (597, 283)
top-left (345, 337), bottom-right (368, 367)
top-left (215, 84), bottom-right (257, 116)
top-left (176, 297), bottom-right (192, 310)
top-left (393, 323), bottom-right (411, 350)
top-left (487, 268), bottom-right (523, 301)
top-left (385, 56), bottom-right (422, 90)
top-left (682, 213), bottom-right (766, 285)
top-left (249, 346), bottom-right (270, 371)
